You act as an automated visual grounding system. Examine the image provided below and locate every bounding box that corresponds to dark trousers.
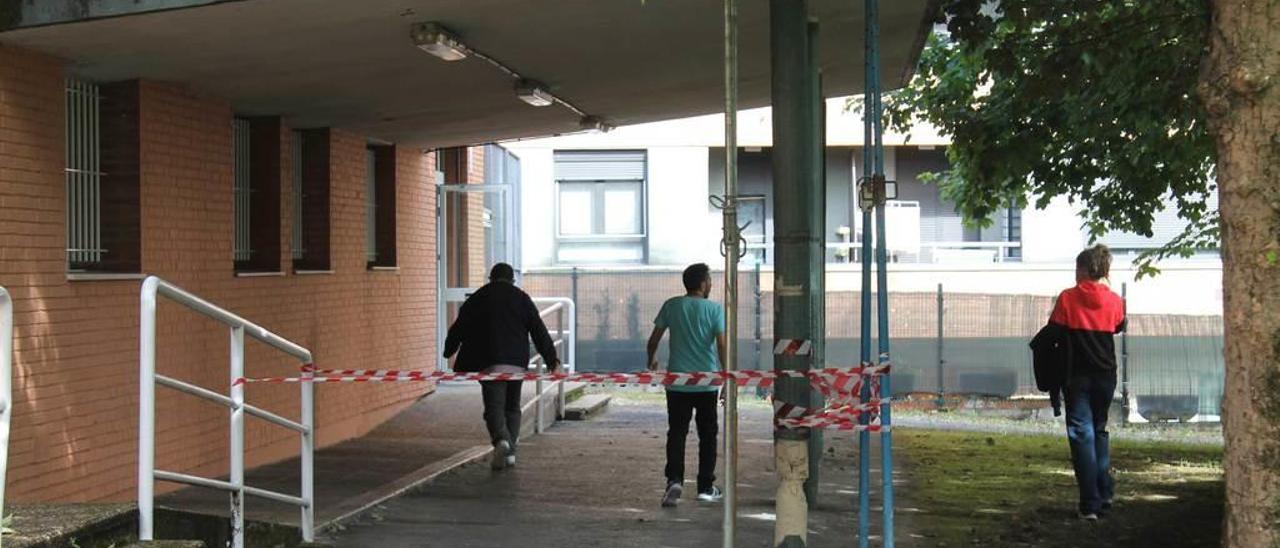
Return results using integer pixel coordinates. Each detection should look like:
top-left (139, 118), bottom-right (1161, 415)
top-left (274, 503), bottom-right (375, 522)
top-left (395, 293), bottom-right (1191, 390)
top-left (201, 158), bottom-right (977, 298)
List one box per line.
top-left (481, 380), bottom-right (523, 451)
top-left (1065, 369), bottom-right (1117, 513)
top-left (665, 390), bottom-right (718, 493)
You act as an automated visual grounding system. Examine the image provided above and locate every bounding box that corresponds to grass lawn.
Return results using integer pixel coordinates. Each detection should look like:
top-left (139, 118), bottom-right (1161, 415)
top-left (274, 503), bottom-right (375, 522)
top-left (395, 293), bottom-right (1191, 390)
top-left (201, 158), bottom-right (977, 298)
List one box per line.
top-left (897, 429), bottom-right (1223, 547)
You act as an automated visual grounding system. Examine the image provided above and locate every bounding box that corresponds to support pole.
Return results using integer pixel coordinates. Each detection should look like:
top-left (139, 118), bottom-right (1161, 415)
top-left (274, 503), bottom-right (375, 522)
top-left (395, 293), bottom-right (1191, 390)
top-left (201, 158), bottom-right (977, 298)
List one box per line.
top-left (229, 326), bottom-right (246, 548)
top-left (770, 1), bottom-right (822, 546)
top-left (856, 1), bottom-right (875, 543)
top-left (868, 0), bottom-right (896, 544)
top-left (1121, 282), bottom-right (1130, 425)
top-left (722, 0), bottom-right (741, 545)
top-left (806, 19), bottom-right (825, 507)
top-left (936, 283), bottom-right (945, 410)
top-left (139, 279), bottom-right (157, 541)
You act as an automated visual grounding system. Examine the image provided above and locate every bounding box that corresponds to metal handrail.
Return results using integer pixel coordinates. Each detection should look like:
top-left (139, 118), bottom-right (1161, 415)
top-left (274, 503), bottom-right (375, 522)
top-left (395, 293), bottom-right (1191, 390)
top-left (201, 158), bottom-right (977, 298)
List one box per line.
top-left (0, 286), bottom-right (12, 548)
top-left (531, 298), bottom-right (576, 432)
top-left (139, 276), bottom-right (315, 548)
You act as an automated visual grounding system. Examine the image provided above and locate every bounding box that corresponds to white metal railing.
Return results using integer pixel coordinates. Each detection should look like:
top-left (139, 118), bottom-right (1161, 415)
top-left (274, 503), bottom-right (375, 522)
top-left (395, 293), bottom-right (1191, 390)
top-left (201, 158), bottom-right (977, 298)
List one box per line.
top-left (0, 286), bottom-right (12, 546)
top-left (139, 277), bottom-right (314, 548)
top-left (531, 298), bottom-right (576, 432)
top-left (922, 241), bottom-right (1022, 263)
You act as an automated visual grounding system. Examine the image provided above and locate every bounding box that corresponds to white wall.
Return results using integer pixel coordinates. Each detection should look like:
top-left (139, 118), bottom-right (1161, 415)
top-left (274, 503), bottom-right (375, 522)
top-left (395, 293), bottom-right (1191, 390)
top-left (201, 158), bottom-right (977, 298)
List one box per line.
top-left (1021, 195), bottom-right (1088, 263)
top-left (646, 147), bottom-right (720, 265)
top-left (513, 147), bottom-right (557, 267)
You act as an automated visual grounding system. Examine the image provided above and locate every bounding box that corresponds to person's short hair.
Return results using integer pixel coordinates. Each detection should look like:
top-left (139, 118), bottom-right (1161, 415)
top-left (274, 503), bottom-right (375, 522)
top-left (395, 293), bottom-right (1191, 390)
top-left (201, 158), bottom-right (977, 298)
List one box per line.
top-left (489, 263), bottom-right (515, 283)
top-left (682, 263), bottom-right (711, 292)
top-left (1076, 245), bottom-right (1112, 281)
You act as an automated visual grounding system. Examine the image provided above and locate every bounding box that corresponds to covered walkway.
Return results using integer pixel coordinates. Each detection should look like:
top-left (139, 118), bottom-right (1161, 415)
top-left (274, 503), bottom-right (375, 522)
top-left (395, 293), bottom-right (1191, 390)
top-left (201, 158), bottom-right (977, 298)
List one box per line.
top-left (327, 400), bottom-right (897, 548)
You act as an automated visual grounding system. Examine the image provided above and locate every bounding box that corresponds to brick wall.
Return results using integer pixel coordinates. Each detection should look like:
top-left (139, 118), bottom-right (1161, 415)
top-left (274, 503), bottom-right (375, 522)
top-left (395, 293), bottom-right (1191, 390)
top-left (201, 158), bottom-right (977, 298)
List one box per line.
top-left (0, 44), bottom-right (439, 501)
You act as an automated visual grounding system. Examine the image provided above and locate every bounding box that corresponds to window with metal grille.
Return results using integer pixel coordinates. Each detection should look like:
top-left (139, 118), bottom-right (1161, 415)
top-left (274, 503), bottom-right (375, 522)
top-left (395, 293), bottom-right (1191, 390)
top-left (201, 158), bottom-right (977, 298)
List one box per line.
top-left (292, 132), bottom-right (304, 261)
top-left (366, 147), bottom-right (377, 263)
top-left (553, 150), bottom-right (647, 264)
top-left (233, 118), bottom-right (253, 263)
top-left (232, 117), bottom-right (283, 274)
top-left (66, 79), bottom-right (104, 269)
top-left (294, 129), bottom-right (331, 271)
top-left (366, 145), bottom-right (397, 268)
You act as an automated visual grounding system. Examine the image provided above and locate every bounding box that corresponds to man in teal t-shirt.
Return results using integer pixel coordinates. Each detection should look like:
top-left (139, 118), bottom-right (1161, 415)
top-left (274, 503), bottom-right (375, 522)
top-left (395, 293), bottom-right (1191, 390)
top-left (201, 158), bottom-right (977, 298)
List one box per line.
top-left (646, 263), bottom-right (726, 507)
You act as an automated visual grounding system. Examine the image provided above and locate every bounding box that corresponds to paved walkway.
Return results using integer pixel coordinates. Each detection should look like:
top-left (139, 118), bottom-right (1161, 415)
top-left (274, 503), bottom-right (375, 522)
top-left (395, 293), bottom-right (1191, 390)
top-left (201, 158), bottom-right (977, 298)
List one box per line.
top-left (326, 400), bottom-right (899, 548)
top-left (157, 382), bottom-right (565, 527)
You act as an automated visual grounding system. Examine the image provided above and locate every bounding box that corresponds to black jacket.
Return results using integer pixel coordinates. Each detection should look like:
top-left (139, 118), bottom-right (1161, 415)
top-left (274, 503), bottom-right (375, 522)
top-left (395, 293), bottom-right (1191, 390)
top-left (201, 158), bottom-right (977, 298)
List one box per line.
top-left (1030, 322), bottom-right (1069, 416)
top-left (443, 281), bottom-right (558, 373)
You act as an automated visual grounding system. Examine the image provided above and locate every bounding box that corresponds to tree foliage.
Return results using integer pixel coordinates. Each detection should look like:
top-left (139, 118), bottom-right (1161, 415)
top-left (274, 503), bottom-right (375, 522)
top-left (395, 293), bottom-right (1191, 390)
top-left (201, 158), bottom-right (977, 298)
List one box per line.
top-left (864, 0), bottom-right (1218, 275)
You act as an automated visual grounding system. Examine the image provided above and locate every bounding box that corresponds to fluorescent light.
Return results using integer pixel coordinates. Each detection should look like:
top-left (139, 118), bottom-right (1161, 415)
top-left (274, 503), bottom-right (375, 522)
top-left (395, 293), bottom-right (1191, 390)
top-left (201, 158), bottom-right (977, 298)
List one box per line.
top-left (579, 116), bottom-right (613, 133)
top-left (411, 22), bottom-right (467, 61)
top-left (515, 80), bottom-right (555, 107)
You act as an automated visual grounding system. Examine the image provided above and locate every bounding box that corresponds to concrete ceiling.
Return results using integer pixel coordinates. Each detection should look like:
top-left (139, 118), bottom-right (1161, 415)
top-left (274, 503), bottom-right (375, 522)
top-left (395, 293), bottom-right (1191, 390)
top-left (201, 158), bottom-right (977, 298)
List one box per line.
top-left (0, 0), bottom-right (935, 149)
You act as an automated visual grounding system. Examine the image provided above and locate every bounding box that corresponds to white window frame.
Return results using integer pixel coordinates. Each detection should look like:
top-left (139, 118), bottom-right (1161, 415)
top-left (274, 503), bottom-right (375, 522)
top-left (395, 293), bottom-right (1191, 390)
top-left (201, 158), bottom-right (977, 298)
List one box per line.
top-left (552, 150), bottom-right (648, 265)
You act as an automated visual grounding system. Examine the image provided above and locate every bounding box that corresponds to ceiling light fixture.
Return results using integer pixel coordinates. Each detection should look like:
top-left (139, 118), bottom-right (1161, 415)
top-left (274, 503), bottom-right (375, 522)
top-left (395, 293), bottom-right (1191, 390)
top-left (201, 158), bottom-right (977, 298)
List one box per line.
top-left (412, 21), bottom-right (612, 132)
top-left (579, 116), bottom-right (614, 133)
top-left (515, 80), bottom-right (556, 107)
top-left (411, 22), bottom-right (468, 61)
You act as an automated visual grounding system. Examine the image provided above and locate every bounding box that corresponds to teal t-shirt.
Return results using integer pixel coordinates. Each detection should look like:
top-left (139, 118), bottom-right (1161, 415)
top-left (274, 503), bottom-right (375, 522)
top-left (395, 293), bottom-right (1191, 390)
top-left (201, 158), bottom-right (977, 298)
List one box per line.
top-left (655, 296), bottom-right (725, 393)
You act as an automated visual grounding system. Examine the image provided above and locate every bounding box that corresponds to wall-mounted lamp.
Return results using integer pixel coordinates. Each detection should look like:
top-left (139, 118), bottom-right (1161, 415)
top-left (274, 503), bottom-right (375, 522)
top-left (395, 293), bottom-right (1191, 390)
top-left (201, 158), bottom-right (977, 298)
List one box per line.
top-left (411, 22), bottom-right (468, 61)
top-left (515, 79), bottom-right (555, 107)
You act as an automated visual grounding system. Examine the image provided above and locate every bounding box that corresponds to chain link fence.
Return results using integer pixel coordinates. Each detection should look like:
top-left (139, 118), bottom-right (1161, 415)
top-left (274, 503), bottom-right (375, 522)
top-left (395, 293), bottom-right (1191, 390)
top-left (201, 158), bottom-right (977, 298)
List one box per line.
top-left (522, 267), bottom-right (1224, 422)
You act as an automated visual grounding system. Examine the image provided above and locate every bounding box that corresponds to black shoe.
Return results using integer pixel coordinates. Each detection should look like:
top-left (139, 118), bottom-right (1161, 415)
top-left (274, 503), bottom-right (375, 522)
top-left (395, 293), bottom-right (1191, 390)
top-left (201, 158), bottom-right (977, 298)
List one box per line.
top-left (696, 486), bottom-right (724, 503)
top-left (661, 481), bottom-right (683, 507)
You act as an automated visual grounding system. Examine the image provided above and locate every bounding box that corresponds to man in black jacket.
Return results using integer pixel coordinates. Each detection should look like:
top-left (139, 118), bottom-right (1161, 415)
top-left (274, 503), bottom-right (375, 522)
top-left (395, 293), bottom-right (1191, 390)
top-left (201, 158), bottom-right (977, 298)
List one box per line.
top-left (443, 263), bottom-right (560, 471)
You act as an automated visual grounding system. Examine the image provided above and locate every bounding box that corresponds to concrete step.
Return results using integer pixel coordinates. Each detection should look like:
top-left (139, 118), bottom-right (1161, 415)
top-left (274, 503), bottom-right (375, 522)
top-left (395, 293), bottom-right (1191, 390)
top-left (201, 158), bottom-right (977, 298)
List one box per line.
top-left (564, 394), bottom-right (611, 420)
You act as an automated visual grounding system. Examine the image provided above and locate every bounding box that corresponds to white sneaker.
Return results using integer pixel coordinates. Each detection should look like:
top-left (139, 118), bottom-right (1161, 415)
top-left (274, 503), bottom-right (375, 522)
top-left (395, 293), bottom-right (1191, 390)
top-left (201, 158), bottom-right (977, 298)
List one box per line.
top-left (491, 440), bottom-right (511, 470)
top-left (505, 453), bottom-right (517, 468)
top-left (697, 486), bottom-right (724, 503)
top-left (1078, 511), bottom-right (1099, 522)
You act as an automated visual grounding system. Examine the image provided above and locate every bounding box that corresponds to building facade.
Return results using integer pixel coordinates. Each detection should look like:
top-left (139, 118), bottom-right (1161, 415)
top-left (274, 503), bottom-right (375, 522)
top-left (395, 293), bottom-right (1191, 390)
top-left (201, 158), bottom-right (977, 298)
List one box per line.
top-left (0, 44), bottom-right (517, 500)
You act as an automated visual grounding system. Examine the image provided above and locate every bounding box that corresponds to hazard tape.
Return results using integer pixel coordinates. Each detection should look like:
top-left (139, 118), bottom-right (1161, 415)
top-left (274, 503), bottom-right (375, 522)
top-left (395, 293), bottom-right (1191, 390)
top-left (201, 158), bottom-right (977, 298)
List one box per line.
top-left (240, 363), bottom-right (894, 432)
top-left (773, 339), bottom-right (813, 356)
top-left (237, 365), bottom-right (890, 386)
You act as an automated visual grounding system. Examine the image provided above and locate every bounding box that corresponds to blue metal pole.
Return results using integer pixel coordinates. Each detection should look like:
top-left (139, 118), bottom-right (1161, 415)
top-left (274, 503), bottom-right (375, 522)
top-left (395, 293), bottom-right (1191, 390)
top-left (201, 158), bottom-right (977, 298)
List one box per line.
top-left (857, 1), bottom-right (874, 545)
top-left (868, 0), bottom-right (895, 545)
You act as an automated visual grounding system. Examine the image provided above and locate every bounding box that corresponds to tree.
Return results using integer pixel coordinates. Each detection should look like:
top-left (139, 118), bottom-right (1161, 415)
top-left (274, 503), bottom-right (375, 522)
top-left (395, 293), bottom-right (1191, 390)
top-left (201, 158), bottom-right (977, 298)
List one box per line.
top-left (878, 1), bottom-right (1278, 544)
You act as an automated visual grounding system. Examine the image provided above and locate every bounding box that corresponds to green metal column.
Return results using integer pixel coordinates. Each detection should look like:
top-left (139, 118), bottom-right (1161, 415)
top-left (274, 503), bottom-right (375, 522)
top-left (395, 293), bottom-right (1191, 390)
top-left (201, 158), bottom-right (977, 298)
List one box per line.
top-left (770, 1), bottom-right (823, 546)
top-left (805, 18), bottom-right (826, 509)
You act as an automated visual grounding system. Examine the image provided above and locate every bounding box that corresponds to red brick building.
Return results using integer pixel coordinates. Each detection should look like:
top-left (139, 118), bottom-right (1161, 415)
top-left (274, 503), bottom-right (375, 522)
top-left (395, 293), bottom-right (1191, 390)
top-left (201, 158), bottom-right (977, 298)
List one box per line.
top-left (0, 44), bottom-right (499, 500)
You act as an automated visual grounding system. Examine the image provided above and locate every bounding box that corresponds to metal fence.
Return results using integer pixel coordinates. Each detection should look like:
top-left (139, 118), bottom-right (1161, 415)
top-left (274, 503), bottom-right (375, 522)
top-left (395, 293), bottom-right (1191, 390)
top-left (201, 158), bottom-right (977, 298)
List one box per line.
top-left (522, 267), bottom-right (1225, 422)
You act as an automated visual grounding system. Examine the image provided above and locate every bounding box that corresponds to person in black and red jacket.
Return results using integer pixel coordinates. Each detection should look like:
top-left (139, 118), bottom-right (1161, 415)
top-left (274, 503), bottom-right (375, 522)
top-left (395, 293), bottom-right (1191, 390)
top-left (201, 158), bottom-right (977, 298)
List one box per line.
top-left (1047, 245), bottom-right (1127, 521)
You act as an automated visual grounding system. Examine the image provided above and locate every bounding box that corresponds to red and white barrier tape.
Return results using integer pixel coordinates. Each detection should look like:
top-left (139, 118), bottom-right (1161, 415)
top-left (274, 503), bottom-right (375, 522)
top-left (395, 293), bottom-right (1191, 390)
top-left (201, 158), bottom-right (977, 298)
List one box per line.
top-left (238, 365), bottom-right (889, 386)
top-left (242, 363), bottom-right (894, 431)
top-left (773, 339), bottom-right (813, 356)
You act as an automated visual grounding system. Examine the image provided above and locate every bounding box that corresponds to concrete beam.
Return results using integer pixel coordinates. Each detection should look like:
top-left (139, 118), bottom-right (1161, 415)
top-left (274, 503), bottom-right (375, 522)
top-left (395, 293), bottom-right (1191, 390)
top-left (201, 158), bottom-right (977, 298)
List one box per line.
top-left (0, 0), bottom-right (230, 31)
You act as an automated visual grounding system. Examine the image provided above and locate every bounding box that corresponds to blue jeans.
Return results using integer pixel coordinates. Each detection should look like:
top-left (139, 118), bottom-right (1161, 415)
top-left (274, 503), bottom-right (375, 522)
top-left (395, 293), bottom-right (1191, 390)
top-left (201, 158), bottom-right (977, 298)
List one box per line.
top-left (1065, 370), bottom-right (1116, 514)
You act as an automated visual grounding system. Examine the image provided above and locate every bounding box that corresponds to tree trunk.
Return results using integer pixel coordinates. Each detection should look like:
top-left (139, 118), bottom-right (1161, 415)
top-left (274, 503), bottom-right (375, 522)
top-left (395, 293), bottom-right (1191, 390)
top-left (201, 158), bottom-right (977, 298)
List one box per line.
top-left (1199, 1), bottom-right (1280, 546)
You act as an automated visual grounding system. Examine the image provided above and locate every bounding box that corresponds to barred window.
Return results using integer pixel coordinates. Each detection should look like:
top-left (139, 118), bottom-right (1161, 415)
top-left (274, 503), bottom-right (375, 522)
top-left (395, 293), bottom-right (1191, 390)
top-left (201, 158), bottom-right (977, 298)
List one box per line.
top-left (66, 79), bottom-right (104, 269)
top-left (233, 118), bottom-right (253, 264)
